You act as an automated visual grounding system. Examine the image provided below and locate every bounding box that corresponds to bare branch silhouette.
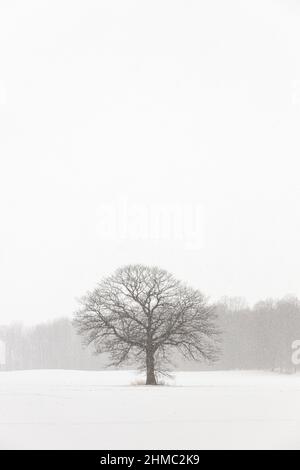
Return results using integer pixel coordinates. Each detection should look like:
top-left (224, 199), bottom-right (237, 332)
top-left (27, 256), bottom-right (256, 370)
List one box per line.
top-left (74, 264), bottom-right (220, 385)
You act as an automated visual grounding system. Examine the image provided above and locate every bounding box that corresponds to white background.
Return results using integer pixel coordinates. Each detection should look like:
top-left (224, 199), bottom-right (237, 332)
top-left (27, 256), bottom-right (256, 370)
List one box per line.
top-left (0, 0), bottom-right (300, 324)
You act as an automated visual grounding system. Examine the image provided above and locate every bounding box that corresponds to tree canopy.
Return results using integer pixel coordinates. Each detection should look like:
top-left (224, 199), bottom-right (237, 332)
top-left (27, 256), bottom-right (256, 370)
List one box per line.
top-left (74, 265), bottom-right (220, 384)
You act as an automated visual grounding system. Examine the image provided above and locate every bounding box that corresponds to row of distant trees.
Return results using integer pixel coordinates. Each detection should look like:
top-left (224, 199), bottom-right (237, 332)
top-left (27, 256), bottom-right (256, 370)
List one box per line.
top-left (0, 319), bottom-right (107, 371)
top-left (1, 295), bottom-right (299, 373)
top-left (216, 295), bottom-right (300, 373)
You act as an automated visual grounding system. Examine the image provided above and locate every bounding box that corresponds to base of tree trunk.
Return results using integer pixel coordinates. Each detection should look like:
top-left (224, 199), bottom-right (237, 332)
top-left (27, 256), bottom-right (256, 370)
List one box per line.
top-left (146, 374), bottom-right (157, 385)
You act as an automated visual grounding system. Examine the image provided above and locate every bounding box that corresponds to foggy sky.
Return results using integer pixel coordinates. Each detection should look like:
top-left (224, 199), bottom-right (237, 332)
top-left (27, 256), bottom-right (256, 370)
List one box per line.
top-left (1, 0), bottom-right (300, 325)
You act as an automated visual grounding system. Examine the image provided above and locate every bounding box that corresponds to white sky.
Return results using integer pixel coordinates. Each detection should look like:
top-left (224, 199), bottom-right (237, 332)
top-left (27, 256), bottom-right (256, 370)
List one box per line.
top-left (0, 0), bottom-right (300, 325)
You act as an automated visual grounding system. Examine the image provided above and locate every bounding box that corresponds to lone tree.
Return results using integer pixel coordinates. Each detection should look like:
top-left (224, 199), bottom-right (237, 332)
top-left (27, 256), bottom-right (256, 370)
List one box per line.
top-left (74, 265), bottom-right (220, 385)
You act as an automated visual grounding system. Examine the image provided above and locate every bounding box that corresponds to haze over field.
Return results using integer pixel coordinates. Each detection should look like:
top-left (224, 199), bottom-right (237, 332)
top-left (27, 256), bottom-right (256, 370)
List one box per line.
top-left (1, 0), bottom-right (300, 325)
top-left (1, 1), bottom-right (300, 453)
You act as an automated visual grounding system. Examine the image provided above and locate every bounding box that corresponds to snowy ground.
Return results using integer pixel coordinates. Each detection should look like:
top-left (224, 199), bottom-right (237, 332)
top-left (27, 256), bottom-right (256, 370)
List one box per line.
top-left (0, 370), bottom-right (300, 450)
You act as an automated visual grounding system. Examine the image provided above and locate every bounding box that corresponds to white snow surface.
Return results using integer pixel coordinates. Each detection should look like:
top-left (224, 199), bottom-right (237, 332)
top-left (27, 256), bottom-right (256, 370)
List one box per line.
top-left (0, 370), bottom-right (300, 450)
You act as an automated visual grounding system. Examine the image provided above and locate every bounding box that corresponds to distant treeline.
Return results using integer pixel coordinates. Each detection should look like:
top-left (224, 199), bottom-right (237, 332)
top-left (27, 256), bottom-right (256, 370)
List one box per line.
top-left (1, 296), bottom-right (300, 372)
top-left (215, 296), bottom-right (300, 373)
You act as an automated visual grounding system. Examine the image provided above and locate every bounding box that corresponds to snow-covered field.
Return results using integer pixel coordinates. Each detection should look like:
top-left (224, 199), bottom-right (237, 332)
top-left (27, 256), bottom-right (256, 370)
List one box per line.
top-left (0, 370), bottom-right (300, 450)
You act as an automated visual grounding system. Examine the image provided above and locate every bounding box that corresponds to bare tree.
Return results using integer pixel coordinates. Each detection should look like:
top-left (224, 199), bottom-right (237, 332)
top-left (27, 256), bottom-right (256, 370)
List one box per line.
top-left (74, 265), bottom-right (220, 385)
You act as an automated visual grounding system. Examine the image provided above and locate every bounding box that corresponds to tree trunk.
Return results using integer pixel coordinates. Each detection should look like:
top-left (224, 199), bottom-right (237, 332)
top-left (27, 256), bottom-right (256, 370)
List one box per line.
top-left (146, 350), bottom-right (157, 385)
